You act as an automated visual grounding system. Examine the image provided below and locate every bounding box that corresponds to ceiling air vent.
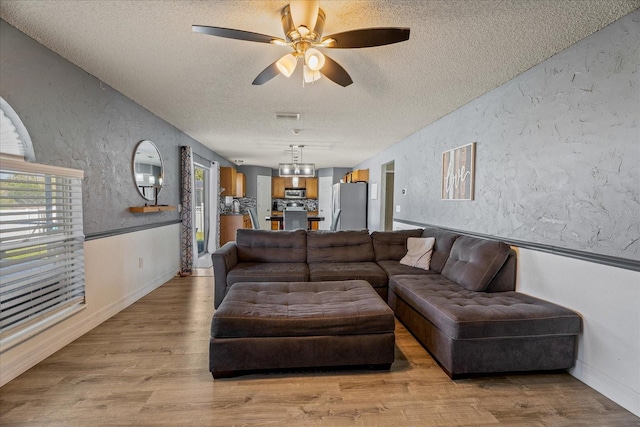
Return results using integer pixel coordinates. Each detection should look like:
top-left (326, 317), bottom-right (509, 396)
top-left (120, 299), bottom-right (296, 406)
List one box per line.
top-left (275, 112), bottom-right (300, 120)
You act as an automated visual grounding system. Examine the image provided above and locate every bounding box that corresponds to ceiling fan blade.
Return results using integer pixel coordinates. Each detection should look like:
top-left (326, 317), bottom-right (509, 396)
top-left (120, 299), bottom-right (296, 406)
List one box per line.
top-left (323, 28), bottom-right (410, 48)
top-left (321, 55), bottom-right (353, 87)
top-left (252, 61), bottom-right (281, 85)
top-left (192, 25), bottom-right (283, 44)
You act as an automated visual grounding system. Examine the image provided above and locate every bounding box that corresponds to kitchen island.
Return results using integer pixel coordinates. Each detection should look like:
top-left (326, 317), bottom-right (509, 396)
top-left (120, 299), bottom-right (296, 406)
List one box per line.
top-left (266, 215), bottom-right (324, 230)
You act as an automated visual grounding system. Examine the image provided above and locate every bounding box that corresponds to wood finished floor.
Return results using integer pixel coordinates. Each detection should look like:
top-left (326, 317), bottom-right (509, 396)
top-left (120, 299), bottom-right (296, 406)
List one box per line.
top-left (1, 271), bottom-right (638, 426)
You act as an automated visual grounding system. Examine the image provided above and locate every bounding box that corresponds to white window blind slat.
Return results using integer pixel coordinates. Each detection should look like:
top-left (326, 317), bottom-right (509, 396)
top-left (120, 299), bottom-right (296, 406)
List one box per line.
top-left (1, 248), bottom-right (84, 276)
top-left (1, 234), bottom-right (83, 252)
top-left (2, 258), bottom-right (84, 294)
top-left (1, 264), bottom-right (84, 294)
top-left (0, 158), bottom-right (85, 347)
top-left (0, 240), bottom-right (83, 265)
top-left (1, 278), bottom-right (84, 317)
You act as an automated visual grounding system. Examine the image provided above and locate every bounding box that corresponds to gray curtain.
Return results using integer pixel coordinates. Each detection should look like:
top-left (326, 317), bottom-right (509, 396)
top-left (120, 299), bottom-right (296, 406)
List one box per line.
top-left (180, 146), bottom-right (193, 276)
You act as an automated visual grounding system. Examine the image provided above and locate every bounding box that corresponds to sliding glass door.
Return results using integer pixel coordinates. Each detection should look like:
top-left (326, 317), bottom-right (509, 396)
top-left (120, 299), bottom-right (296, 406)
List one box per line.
top-left (194, 163), bottom-right (209, 256)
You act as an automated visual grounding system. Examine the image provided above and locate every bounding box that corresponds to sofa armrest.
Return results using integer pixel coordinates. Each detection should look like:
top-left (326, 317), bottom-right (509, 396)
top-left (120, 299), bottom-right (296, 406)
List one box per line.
top-left (212, 241), bottom-right (238, 308)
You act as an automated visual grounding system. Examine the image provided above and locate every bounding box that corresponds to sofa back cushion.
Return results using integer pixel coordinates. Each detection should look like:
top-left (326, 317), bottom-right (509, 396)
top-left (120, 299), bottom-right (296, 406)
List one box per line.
top-left (420, 227), bottom-right (460, 273)
top-left (441, 236), bottom-right (511, 291)
top-left (307, 230), bottom-right (374, 263)
top-left (371, 229), bottom-right (423, 261)
top-left (236, 229), bottom-right (307, 263)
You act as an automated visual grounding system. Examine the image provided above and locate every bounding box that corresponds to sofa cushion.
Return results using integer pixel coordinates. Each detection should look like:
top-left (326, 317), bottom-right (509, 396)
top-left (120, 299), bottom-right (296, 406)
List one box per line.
top-left (308, 262), bottom-right (387, 288)
top-left (420, 227), bottom-right (460, 273)
top-left (441, 236), bottom-right (511, 291)
top-left (376, 260), bottom-right (437, 278)
top-left (400, 237), bottom-right (435, 270)
top-left (236, 229), bottom-right (307, 263)
top-left (227, 262), bottom-right (309, 286)
top-left (371, 229), bottom-right (423, 261)
top-left (212, 281), bottom-right (395, 338)
top-left (307, 230), bottom-right (375, 263)
top-left (389, 275), bottom-right (581, 340)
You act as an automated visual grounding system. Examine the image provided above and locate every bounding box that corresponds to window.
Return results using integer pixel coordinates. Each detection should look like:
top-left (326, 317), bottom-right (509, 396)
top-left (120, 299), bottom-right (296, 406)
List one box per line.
top-left (0, 155), bottom-right (85, 350)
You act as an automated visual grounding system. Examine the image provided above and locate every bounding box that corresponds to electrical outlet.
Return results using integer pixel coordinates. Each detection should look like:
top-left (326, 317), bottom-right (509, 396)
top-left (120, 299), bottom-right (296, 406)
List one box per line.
top-left (402, 188), bottom-right (407, 195)
top-left (138, 257), bottom-right (144, 268)
top-left (396, 205), bottom-right (401, 213)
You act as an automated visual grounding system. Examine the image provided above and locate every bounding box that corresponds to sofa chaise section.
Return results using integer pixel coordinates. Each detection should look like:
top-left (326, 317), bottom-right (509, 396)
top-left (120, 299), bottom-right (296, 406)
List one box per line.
top-left (388, 234), bottom-right (581, 377)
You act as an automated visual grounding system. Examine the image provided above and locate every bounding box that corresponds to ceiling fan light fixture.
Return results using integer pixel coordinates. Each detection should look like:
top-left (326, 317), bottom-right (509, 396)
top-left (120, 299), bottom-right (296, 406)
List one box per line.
top-left (303, 65), bottom-right (321, 83)
top-left (305, 48), bottom-right (325, 71)
top-left (270, 39), bottom-right (289, 47)
top-left (276, 53), bottom-right (298, 77)
top-left (290, 0), bottom-right (319, 36)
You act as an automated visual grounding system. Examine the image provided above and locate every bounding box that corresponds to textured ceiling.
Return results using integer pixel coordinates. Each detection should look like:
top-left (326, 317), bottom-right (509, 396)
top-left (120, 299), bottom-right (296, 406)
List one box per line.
top-left (1, 1), bottom-right (638, 169)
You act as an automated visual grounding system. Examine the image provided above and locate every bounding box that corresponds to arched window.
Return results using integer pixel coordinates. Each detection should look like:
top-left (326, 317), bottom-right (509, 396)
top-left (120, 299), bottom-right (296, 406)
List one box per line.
top-left (0, 97), bottom-right (35, 161)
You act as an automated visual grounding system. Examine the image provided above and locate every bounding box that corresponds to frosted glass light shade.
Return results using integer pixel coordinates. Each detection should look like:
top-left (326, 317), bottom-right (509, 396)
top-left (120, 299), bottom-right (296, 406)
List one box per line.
top-left (290, 0), bottom-right (319, 35)
top-left (276, 54), bottom-right (297, 77)
top-left (303, 65), bottom-right (321, 83)
top-left (305, 48), bottom-right (325, 71)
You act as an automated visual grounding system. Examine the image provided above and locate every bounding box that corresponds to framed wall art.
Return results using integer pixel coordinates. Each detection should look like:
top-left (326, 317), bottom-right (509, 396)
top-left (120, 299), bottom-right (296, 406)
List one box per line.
top-left (441, 142), bottom-right (476, 200)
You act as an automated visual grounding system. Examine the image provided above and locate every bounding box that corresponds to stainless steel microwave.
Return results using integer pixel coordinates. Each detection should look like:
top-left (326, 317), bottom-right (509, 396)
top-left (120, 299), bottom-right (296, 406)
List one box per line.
top-left (284, 188), bottom-right (306, 199)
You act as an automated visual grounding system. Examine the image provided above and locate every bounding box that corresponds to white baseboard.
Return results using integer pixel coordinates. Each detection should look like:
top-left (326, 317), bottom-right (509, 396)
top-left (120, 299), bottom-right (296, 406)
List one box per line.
top-left (0, 269), bottom-right (177, 386)
top-left (570, 359), bottom-right (640, 417)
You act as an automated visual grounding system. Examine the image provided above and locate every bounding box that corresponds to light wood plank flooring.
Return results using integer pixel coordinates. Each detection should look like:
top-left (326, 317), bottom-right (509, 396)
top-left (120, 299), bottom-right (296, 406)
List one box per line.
top-left (1, 271), bottom-right (638, 426)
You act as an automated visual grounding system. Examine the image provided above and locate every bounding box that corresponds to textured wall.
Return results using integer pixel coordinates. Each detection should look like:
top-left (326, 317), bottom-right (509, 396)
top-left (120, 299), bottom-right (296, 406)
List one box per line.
top-left (358, 11), bottom-right (639, 261)
top-left (0, 20), bottom-right (233, 236)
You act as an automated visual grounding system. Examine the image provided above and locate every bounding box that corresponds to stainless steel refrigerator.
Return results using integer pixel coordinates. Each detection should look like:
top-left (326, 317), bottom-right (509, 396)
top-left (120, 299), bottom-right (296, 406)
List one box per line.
top-left (332, 182), bottom-right (367, 230)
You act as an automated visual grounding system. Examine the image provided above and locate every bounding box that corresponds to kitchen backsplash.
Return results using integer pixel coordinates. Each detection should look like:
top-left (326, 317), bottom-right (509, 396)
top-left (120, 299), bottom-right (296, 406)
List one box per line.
top-left (273, 198), bottom-right (318, 212)
top-left (219, 196), bottom-right (255, 215)
top-left (219, 197), bottom-right (318, 214)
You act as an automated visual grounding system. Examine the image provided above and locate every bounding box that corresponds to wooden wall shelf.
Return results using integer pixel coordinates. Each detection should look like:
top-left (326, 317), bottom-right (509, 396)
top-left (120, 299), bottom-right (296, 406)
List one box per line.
top-left (129, 205), bottom-right (176, 213)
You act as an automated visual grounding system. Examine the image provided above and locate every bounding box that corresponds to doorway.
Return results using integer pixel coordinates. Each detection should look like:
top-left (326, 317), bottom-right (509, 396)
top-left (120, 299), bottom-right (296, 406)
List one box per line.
top-left (380, 161), bottom-right (395, 231)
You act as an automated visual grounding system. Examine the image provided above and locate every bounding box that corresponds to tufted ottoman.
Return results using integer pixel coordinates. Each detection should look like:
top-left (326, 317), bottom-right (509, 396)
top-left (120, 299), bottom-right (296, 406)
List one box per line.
top-left (210, 280), bottom-right (396, 378)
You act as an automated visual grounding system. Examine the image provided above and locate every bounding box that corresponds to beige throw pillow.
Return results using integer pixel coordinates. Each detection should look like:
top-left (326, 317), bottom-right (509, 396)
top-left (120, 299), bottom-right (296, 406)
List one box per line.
top-left (399, 237), bottom-right (436, 270)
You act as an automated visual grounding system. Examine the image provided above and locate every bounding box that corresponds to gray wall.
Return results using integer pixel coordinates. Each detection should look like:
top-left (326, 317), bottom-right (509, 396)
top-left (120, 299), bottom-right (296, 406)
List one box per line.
top-left (0, 20), bottom-right (234, 236)
top-left (318, 167), bottom-right (353, 184)
top-left (357, 11), bottom-right (639, 261)
top-left (238, 165), bottom-right (272, 199)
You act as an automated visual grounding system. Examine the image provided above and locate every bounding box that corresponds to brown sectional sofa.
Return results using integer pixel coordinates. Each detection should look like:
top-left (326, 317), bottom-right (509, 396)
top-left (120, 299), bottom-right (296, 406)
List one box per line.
top-left (212, 227), bottom-right (581, 378)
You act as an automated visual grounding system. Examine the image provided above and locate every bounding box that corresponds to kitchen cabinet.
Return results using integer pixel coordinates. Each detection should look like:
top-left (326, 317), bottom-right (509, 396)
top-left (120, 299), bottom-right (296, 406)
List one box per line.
top-left (236, 173), bottom-right (246, 197)
top-left (272, 177), bottom-right (286, 198)
top-left (285, 177), bottom-right (306, 189)
top-left (220, 214), bottom-right (250, 245)
top-left (306, 178), bottom-right (318, 199)
top-left (221, 167), bottom-right (246, 197)
top-left (270, 211), bottom-right (282, 230)
top-left (344, 169), bottom-right (369, 183)
top-left (273, 176), bottom-right (316, 198)
top-left (220, 167), bottom-right (237, 196)
top-left (308, 210), bottom-right (319, 230)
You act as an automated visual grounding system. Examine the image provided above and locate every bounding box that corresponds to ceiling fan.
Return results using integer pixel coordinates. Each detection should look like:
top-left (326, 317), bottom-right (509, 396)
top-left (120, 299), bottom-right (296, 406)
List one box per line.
top-left (193, 0), bottom-right (410, 87)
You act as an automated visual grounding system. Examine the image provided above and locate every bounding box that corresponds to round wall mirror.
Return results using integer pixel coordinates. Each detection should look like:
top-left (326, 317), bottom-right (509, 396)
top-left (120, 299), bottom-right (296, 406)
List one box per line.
top-left (132, 140), bottom-right (163, 201)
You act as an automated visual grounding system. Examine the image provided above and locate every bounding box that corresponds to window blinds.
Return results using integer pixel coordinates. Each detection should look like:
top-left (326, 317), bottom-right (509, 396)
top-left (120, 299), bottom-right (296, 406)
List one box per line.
top-left (0, 156), bottom-right (85, 346)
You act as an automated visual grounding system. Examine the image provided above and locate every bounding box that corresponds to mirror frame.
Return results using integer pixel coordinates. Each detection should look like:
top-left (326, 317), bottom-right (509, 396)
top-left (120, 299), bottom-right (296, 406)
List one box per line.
top-left (132, 139), bottom-right (163, 202)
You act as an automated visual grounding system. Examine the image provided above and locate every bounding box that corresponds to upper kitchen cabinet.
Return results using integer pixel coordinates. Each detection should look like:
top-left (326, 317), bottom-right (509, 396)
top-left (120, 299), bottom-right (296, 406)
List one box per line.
top-left (272, 177), bottom-right (285, 198)
top-left (344, 169), bottom-right (369, 183)
top-left (285, 177), bottom-right (305, 189)
top-left (221, 167), bottom-right (245, 197)
top-left (236, 173), bottom-right (246, 197)
top-left (220, 167), bottom-right (237, 196)
top-left (306, 178), bottom-right (318, 199)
